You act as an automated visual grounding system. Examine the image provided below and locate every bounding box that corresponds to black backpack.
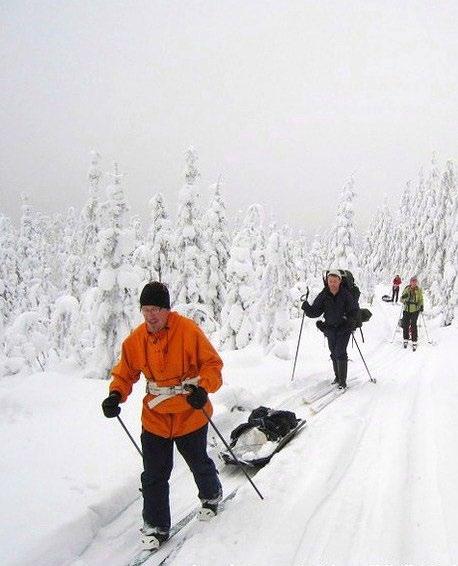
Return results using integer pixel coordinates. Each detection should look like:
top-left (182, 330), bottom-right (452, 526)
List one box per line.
top-left (230, 407), bottom-right (299, 445)
top-left (323, 269), bottom-right (372, 329)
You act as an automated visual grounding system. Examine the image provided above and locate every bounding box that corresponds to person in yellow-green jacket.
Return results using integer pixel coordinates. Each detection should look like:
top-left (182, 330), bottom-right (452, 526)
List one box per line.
top-left (401, 276), bottom-right (424, 351)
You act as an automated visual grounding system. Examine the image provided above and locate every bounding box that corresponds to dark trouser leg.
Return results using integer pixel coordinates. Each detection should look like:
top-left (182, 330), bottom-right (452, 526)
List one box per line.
top-left (327, 330), bottom-right (338, 377)
top-left (392, 287), bottom-right (399, 302)
top-left (410, 311), bottom-right (419, 342)
top-left (334, 331), bottom-right (351, 386)
top-left (402, 311), bottom-right (411, 340)
top-left (336, 359), bottom-right (348, 387)
top-left (176, 425), bottom-right (222, 503)
top-left (332, 358), bottom-right (338, 383)
top-left (141, 430), bottom-right (174, 531)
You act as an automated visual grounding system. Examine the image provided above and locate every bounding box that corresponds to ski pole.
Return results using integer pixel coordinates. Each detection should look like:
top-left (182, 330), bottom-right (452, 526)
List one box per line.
top-left (421, 311), bottom-right (432, 344)
top-left (201, 406), bottom-right (264, 500)
top-left (351, 332), bottom-right (376, 383)
top-left (291, 288), bottom-right (309, 382)
top-left (117, 415), bottom-right (143, 458)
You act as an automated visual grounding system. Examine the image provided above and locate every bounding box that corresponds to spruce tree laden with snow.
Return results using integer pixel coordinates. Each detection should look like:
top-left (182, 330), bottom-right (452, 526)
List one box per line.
top-left (439, 161), bottom-right (458, 325)
top-left (79, 151), bottom-right (103, 291)
top-left (0, 214), bottom-right (19, 325)
top-left (133, 192), bottom-right (173, 285)
top-left (360, 199), bottom-right (393, 302)
top-left (202, 179), bottom-right (230, 323)
top-left (389, 180), bottom-right (413, 279)
top-left (50, 296), bottom-right (80, 362)
top-left (16, 193), bottom-right (45, 312)
top-left (411, 157), bottom-right (441, 287)
top-left (326, 176), bottom-right (360, 277)
top-left (88, 164), bottom-right (140, 378)
top-left (171, 148), bottom-right (207, 310)
top-left (244, 204), bottom-right (267, 287)
top-left (220, 230), bottom-right (256, 350)
top-left (257, 231), bottom-right (292, 358)
top-left (307, 233), bottom-right (325, 280)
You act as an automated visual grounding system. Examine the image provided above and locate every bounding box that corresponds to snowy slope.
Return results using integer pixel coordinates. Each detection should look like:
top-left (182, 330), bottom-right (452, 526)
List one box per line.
top-left (1, 297), bottom-right (457, 566)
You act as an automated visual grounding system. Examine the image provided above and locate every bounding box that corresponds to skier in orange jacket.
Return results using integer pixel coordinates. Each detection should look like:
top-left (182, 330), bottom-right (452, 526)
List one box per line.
top-left (102, 282), bottom-right (223, 551)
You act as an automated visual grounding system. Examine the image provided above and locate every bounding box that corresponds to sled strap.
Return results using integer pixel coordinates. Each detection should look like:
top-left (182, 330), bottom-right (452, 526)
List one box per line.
top-left (146, 377), bottom-right (200, 409)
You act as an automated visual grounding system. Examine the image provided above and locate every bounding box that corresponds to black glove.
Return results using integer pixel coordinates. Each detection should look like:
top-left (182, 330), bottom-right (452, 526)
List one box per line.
top-left (348, 318), bottom-right (359, 332)
top-left (102, 391), bottom-right (121, 418)
top-left (316, 320), bottom-right (326, 334)
top-left (300, 287), bottom-right (310, 302)
top-left (301, 300), bottom-right (309, 311)
top-left (419, 305), bottom-right (424, 312)
top-left (185, 385), bottom-right (208, 409)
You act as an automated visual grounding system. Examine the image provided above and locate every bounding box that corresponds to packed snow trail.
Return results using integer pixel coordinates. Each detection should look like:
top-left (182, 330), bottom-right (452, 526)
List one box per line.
top-left (21, 297), bottom-right (457, 566)
top-left (159, 307), bottom-right (456, 565)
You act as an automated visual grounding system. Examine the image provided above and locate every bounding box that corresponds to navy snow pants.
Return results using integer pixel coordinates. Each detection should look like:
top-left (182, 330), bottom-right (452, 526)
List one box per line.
top-left (326, 328), bottom-right (351, 362)
top-left (140, 424), bottom-right (221, 531)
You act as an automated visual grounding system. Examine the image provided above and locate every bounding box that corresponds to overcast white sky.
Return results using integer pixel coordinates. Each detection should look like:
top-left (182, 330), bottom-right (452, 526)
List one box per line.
top-left (1, 1), bottom-right (457, 233)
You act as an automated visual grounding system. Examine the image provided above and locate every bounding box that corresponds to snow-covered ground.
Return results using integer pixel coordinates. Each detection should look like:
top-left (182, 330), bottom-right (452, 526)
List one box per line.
top-left (1, 294), bottom-right (457, 566)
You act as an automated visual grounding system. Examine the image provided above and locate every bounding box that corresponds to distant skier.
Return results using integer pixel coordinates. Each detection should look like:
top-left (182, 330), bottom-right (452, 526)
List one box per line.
top-left (301, 270), bottom-right (359, 389)
top-left (101, 282), bottom-right (223, 551)
top-left (392, 274), bottom-right (402, 302)
top-left (401, 276), bottom-right (424, 351)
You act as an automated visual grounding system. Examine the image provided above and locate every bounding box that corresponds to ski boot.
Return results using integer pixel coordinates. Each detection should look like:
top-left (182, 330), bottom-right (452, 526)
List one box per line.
top-left (140, 524), bottom-right (169, 551)
top-left (403, 340), bottom-right (408, 349)
top-left (198, 501), bottom-right (218, 521)
top-left (336, 359), bottom-right (348, 390)
top-left (412, 342), bottom-right (417, 352)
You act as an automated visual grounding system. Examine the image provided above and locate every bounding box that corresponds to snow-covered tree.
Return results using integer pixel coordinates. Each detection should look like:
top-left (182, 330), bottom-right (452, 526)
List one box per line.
top-left (220, 230), bottom-right (256, 350)
top-left (257, 230), bottom-right (292, 358)
top-left (2, 311), bottom-right (49, 375)
top-left (360, 198), bottom-right (393, 302)
top-left (307, 233), bottom-right (325, 280)
top-left (0, 214), bottom-right (19, 324)
top-left (49, 296), bottom-right (80, 361)
top-left (88, 163), bottom-right (140, 377)
top-left (243, 204), bottom-right (266, 285)
top-left (79, 151), bottom-right (104, 291)
top-left (411, 157), bottom-right (442, 286)
top-left (133, 192), bottom-right (173, 284)
top-left (171, 147), bottom-right (207, 307)
top-left (201, 179), bottom-right (231, 322)
top-left (389, 180), bottom-right (414, 280)
top-left (16, 193), bottom-right (44, 312)
top-left (439, 161), bottom-right (458, 325)
top-left (326, 176), bottom-right (360, 275)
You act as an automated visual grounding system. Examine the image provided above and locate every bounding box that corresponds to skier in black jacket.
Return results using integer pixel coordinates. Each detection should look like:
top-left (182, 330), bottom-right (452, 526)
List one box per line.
top-left (301, 270), bottom-right (359, 389)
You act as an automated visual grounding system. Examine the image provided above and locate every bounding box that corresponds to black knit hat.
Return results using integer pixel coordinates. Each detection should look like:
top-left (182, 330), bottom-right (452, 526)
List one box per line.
top-left (140, 282), bottom-right (171, 309)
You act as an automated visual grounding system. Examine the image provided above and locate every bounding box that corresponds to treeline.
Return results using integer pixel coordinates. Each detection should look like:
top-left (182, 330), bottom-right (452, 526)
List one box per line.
top-left (0, 149), bottom-right (456, 378)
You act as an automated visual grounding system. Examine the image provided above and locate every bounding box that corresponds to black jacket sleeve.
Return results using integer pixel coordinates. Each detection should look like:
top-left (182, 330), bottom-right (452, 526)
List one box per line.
top-left (302, 290), bottom-right (325, 318)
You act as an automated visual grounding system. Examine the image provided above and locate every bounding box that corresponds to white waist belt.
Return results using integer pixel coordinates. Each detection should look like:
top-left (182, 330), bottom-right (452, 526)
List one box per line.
top-left (145, 377), bottom-right (200, 409)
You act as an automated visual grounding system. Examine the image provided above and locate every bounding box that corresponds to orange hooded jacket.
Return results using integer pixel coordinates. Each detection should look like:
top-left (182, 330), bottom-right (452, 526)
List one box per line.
top-left (109, 311), bottom-right (223, 438)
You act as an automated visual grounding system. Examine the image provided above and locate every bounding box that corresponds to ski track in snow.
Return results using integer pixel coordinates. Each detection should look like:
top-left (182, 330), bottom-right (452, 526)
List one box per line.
top-left (13, 298), bottom-right (456, 566)
top-left (292, 351), bottom-right (450, 566)
top-left (167, 306), bottom-right (454, 566)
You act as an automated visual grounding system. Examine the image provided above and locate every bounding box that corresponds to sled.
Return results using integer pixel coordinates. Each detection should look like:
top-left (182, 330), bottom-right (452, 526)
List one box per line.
top-left (220, 419), bottom-right (307, 468)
